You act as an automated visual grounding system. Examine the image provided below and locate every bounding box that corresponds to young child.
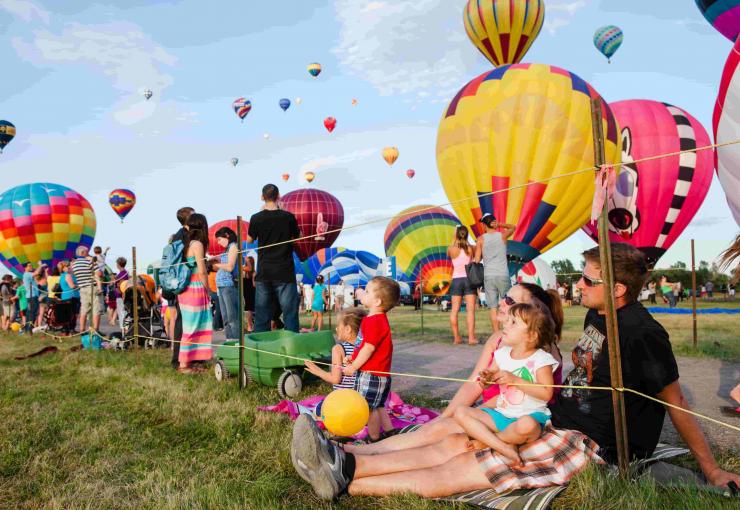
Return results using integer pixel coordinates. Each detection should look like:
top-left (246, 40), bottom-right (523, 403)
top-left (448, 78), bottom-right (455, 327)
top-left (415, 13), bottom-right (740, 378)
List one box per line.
top-left (304, 307), bottom-right (366, 392)
top-left (454, 302), bottom-right (559, 465)
top-left (93, 246), bottom-right (109, 273)
top-left (343, 276), bottom-right (400, 442)
top-left (309, 275), bottom-right (328, 331)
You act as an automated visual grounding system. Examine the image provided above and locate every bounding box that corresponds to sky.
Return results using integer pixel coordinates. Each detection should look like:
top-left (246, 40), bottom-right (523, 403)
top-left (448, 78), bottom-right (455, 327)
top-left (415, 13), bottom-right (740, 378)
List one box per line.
top-left (0, 0), bottom-right (737, 273)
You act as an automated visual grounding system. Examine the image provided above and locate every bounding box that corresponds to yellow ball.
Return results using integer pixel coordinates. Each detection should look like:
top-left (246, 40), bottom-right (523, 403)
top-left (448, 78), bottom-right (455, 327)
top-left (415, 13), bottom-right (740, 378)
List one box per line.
top-left (320, 389), bottom-right (370, 437)
top-left (10, 322), bottom-right (20, 332)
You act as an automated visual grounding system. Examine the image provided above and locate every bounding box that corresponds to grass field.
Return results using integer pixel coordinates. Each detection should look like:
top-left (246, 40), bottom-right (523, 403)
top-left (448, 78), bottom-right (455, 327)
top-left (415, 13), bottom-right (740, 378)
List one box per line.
top-left (1, 302), bottom-right (738, 509)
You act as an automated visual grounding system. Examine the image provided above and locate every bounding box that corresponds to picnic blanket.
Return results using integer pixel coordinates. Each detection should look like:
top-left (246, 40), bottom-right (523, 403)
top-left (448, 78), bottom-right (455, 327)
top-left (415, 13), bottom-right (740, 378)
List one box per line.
top-left (258, 392), bottom-right (437, 439)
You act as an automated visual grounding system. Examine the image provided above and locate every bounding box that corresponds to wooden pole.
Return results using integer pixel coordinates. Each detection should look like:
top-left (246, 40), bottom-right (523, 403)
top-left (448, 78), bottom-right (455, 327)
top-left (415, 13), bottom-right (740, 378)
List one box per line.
top-left (328, 271), bottom-right (332, 330)
top-left (237, 216), bottom-right (245, 390)
top-left (132, 246), bottom-right (139, 356)
top-left (691, 239), bottom-right (697, 348)
top-left (420, 280), bottom-right (424, 337)
top-left (591, 98), bottom-right (630, 475)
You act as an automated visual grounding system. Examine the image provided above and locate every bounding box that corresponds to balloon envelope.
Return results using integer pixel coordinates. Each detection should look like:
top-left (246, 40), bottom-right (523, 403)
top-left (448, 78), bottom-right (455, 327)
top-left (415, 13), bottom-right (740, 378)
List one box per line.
top-left (307, 63), bottom-right (322, 77)
top-left (208, 219), bottom-right (257, 257)
top-left (463, 0), bottom-right (545, 67)
top-left (384, 205), bottom-right (459, 295)
top-left (714, 37), bottom-right (740, 225)
top-left (232, 97), bottom-right (252, 120)
top-left (515, 257), bottom-right (557, 291)
top-left (406, 169), bottom-right (415, 179)
top-left (143, 89), bottom-right (153, 100)
top-left (436, 64), bottom-right (621, 274)
top-left (583, 99), bottom-right (714, 266)
top-left (279, 98), bottom-right (291, 111)
top-left (0, 120), bottom-right (16, 152)
top-left (108, 188), bottom-right (136, 221)
top-left (304, 171), bottom-right (315, 183)
top-left (282, 173), bottom-right (290, 182)
top-left (0, 183), bottom-right (96, 276)
top-left (382, 147), bottom-right (399, 166)
top-left (324, 117), bottom-right (337, 133)
top-left (281, 189), bottom-right (344, 261)
top-left (695, 0), bottom-right (740, 41)
top-left (593, 25), bottom-right (623, 62)
top-left (230, 158), bottom-right (239, 167)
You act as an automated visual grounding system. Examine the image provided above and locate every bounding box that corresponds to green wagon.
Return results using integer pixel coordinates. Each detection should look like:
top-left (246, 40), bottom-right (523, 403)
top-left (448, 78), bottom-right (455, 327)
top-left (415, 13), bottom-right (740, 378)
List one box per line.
top-left (213, 330), bottom-right (335, 398)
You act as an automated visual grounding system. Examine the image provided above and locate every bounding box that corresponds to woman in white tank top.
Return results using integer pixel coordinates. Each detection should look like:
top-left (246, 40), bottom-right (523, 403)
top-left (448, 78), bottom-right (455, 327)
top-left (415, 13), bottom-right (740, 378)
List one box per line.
top-left (446, 225), bottom-right (478, 345)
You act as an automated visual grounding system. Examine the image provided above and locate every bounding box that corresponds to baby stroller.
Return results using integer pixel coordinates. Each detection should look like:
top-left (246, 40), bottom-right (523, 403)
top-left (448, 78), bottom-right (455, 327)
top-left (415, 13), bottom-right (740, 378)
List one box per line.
top-left (42, 298), bottom-right (76, 335)
top-left (119, 274), bottom-right (167, 349)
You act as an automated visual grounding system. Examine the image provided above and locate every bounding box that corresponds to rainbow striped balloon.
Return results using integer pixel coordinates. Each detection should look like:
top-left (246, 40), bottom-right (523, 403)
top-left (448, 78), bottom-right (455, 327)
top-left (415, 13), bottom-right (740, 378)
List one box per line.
top-left (0, 183), bottom-right (96, 276)
top-left (232, 97), bottom-right (252, 121)
top-left (384, 205), bottom-right (459, 296)
top-left (108, 188), bottom-right (136, 222)
top-left (696, 0), bottom-right (740, 42)
top-left (593, 25), bottom-right (623, 62)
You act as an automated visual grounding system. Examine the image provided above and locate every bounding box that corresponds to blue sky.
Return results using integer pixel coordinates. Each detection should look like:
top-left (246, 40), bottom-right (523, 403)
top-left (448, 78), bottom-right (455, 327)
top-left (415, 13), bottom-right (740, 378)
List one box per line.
top-left (0, 0), bottom-right (736, 272)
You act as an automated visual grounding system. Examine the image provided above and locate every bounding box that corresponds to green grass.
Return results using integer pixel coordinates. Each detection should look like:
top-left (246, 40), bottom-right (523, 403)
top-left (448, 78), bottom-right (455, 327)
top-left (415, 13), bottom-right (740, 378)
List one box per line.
top-left (1, 332), bottom-right (737, 509)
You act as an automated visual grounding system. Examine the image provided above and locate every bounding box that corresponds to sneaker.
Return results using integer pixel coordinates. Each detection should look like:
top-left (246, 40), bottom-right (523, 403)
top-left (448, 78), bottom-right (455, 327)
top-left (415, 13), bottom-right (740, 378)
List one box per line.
top-left (311, 442), bottom-right (350, 501)
top-left (291, 415), bottom-right (350, 500)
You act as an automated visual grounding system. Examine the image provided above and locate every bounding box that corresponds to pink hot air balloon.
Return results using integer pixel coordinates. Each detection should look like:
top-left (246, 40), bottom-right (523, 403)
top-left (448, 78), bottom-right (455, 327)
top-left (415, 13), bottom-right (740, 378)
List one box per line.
top-left (406, 169), bottom-right (415, 179)
top-left (281, 188), bottom-right (344, 261)
top-left (713, 37), bottom-right (740, 226)
top-left (582, 99), bottom-right (714, 267)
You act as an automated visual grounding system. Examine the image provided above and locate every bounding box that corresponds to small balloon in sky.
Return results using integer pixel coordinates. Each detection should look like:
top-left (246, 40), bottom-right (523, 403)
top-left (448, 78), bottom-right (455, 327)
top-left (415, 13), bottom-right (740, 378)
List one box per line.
top-left (307, 62), bottom-right (322, 77)
top-left (304, 171), bottom-right (315, 183)
top-left (352, 98), bottom-right (358, 106)
top-left (382, 147), bottom-right (399, 166)
top-left (282, 173), bottom-right (290, 182)
top-left (295, 97), bottom-right (303, 105)
top-left (232, 97), bottom-right (252, 121)
top-left (279, 98), bottom-right (291, 111)
top-left (593, 25), bottom-right (623, 63)
top-left (324, 117), bottom-right (336, 133)
top-left (264, 133), bottom-right (270, 140)
top-left (0, 120), bottom-right (16, 153)
top-left (143, 89), bottom-right (153, 100)
top-left (406, 169), bottom-right (415, 179)
top-left (230, 157), bottom-right (239, 167)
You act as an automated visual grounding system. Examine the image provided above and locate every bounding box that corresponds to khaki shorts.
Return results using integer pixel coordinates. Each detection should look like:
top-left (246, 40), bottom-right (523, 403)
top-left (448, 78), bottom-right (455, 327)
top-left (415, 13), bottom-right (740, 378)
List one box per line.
top-left (79, 288), bottom-right (104, 317)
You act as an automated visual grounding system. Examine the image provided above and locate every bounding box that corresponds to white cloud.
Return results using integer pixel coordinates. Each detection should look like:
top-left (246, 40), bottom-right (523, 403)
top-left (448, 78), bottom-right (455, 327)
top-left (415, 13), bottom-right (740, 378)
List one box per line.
top-left (0, 0), bottom-right (49, 24)
top-left (544, 0), bottom-right (587, 34)
top-left (299, 148), bottom-right (377, 174)
top-left (332, 0), bottom-right (479, 100)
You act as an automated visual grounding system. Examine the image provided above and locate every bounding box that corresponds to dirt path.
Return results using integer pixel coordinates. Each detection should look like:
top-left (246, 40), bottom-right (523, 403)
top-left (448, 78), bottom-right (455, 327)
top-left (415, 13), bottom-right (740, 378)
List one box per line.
top-left (391, 338), bottom-right (739, 451)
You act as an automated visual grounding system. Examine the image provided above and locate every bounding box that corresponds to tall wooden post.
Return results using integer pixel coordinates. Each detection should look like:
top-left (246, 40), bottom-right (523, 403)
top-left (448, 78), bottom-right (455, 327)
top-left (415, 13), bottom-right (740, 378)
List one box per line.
top-left (327, 271), bottom-right (332, 330)
top-left (691, 239), bottom-right (698, 348)
top-left (237, 216), bottom-right (246, 390)
top-left (420, 280), bottom-right (424, 337)
top-left (591, 98), bottom-right (630, 475)
top-left (132, 247), bottom-right (139, 356)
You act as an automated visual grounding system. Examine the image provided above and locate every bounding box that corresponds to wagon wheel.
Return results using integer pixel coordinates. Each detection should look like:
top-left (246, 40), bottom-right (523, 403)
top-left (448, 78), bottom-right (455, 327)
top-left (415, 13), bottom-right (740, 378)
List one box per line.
top-left (277, 370), bottom-right (302, 399)
top-left (214, 360), bottom-right (230, 382)
top-left (240, 366), bottom-right (252, 388)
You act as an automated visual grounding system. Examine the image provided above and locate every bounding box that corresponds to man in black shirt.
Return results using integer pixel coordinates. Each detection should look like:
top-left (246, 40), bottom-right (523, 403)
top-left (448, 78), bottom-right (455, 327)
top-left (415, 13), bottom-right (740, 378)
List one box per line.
top-left (248, 184), bottom-right (300, 332)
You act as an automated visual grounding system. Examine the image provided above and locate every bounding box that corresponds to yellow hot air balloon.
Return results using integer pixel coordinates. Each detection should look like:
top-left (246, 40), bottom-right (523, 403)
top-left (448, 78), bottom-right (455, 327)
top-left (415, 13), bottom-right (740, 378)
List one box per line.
top-left (463, 0), bottom-right (545, 67)
top-left (436, 64), bottom-right (621, 273)
top-left (304, 171), bottom-right (315, 183)
top-left (382, 146), bottom-right (399, 166)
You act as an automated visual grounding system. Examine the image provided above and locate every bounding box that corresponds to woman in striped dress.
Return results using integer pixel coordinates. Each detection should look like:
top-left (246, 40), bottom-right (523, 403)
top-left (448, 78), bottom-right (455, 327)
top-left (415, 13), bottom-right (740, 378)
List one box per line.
top-left (178, 213), bottom-right (213, 373)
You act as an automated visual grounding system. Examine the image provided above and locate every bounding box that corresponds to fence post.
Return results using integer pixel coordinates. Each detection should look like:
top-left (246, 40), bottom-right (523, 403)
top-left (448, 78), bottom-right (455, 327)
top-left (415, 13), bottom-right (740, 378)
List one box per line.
top-left (420, 280), bottom-right (424, 338)
top-left (691, 239), bottom-right (697, 349)
top-left (132, 246), bottom-right (139, 356)
top-left (237, 216), bottom-right (245, 390)
top-left (328, 272), bottom-right (332, 330)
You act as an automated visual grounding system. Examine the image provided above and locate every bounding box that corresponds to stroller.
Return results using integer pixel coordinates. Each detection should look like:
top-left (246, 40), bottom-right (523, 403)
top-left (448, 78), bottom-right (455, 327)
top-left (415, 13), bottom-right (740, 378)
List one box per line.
top-left (118, 274), bottom-right (167, 349)
top-left (41, 299), bottom-right (76, 335)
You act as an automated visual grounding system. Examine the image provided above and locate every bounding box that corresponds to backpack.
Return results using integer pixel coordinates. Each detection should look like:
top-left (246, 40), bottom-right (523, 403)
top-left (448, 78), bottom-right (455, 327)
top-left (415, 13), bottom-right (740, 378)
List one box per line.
top-left (158, 239), bottom-right (192, 299)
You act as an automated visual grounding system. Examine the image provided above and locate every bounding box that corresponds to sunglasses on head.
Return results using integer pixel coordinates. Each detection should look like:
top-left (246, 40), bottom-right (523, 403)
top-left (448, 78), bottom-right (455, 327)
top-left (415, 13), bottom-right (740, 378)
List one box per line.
top-left (581, 272), bottom-right (605, 287)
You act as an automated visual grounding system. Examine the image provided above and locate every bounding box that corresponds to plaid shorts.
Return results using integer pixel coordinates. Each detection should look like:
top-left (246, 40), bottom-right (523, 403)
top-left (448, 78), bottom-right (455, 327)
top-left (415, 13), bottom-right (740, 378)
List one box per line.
top-left (355, 371), bottom-right (391, 410)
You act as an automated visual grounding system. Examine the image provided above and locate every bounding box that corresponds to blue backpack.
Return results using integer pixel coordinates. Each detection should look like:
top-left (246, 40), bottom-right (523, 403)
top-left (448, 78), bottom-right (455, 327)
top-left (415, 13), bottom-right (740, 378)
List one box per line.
top-left (158, 239), bottom-right (192, 299)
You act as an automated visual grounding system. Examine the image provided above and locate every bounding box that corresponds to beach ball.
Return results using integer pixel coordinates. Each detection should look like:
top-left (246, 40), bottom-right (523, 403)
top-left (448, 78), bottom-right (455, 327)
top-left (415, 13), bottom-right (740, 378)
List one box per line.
top-left (320, 389), bottom-right (370, 437)
top-left (10, 322), bottom-right (20, 332)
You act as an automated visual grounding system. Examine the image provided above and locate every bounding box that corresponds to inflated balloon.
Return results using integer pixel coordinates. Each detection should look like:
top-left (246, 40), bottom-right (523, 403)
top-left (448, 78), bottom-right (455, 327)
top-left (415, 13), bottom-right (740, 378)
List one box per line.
top-left (282, 173), bottom-right (290, 182)
top-left (384, 205), bottom-right (459, 295)
top-left (382, 147), bottom-right (399, 166)
top-left (515, 257), bottom-right (556, 291)
top-left (208, 219), bottom-right (257, 257)
top-left (304, 171), bottom-right (315, 183)
top-left (307, 62), bottom-right (322, 77)
top-left (324, 117), bottom-right (336, 133)
top-left (436, 64), bottom-right (621, 274)
top-left (593, 25), bottom-right (623, 63)
top-left (352, 99), bottom-right (358, 106)
top-left (406, 169), bottom-right (415, 179)
top-left (264, 133), bottom-right (271, 140)
top-left (0, 183), bottom-right (96, 276)
top-left (463, 0), bottom-right (545, 67)
top-left (281, 188), bottom-right (344, 261)
top-left (295, 97), bottom-right (303, 105)
top-left (295, 247), bottom-right (346, 284)
top-left (232, 97), bottom-right (252, 121)
top-left (0, 120), bottom-right (16, 153)
top-left (279, 98), bottom-right (291, 111)
top-left (108, 189), bottom-right (136, 222)
top-left (320, 389), bottom-right (369, 437)
top-left (714, 37), bottom-right (740, 225)
top-left (143, 89), bottom-right (153, 101)
top-left (695, 0), bottom-right (740, 41)
top-left (230, 157), bottom-right (239, 167)
top-left (582, 100), bottom-right (713, 267)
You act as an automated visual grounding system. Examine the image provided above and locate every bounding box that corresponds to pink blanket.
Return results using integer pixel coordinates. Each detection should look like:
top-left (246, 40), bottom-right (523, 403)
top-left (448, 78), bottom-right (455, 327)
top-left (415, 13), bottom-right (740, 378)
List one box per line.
top-left (258, 392), bottom-right (438, 439)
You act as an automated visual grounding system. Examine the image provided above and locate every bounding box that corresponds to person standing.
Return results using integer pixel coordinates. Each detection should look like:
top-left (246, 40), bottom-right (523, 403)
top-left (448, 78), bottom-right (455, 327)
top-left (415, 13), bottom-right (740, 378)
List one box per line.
top-left (474, 214), bottom-right (515, 333)
top-left (412, 280), bottom-right (421, 311)
top-left (165, 206), bottom-right (194, 369)
top-left (71, 246), bottom-right (103, 333)
top-left (648, 280), bottom-right (657, 304)
top-left (22, 263), bottom-right (41, 329)
top-left (114, 257), bottom-right (129, 331)
top-left (447, 225), bottom-right (477, 345)
top-left (207, 265), bottom-right (223, 331)
top-left (705, 280), bottom-right (714, 299)
top-left (211, 226), bottom-right (240, 340)
top-left (310, 275), bottom-right (328, 331)
top-left (243, 256), bottom-right (256, 333)
top-left (247, 184), bottom-right (300, 333)
top-left (660, 276), bottom-right (676, 308)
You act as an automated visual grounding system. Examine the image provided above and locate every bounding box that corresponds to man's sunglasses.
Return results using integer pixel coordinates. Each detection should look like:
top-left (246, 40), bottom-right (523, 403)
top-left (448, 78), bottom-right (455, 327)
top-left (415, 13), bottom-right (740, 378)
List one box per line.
top-left (581, 272), bottom-right (605, 287)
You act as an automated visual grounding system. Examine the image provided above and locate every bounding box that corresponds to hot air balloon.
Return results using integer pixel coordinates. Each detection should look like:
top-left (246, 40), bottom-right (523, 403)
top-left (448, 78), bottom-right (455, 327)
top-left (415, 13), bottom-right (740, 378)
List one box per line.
top-left (279, 98), bottom-right (291, 111)
top-left (230, 157), bottom-right (239, 167)
top-left (295, 247), bottom-right (347, 284)
top-left (108, 188), bottom-right (136, 222)
top-left (384, 205), bottom-right (459, 295)
top-left (515, 257), bottom-right (556, 291)
top-left (208, 219), bottom-right (257, 257)
top-left (324, 117), bottom-right (337, 133)
top-left (264, 133), bottom-right (270, 140)
top-left (282, 173), bottom-right (290, 182)
top-left (582, 100), bottom-right (714, 267)
top-left (382, 147), bottom-right (399, 166)
top-left (463, 0), bottom-right (545, 67)
top-left (406, 169), bottom-right (415, 179)
top-left (296, 97), bottom-right (303, 105)
top-left (304, 171), bottom-right (315, 183)
top-left (281, 189), bottom-right (344, 261)
top-left (714, 37), bottom-right (740, 225)
top-left (695, 0), bottom-right (740, 42)
top-left (307, 63), bottom-right (322, 77)
top-left (0, 120), bottom-right (16, 153)
top-left (593, 25), bottom-right (623, 63)
top-left (143, 89), bottom-right (153, 101)
top-left (437, 64), bottom-right (621, 274)
top-left (232, 97), bottom-right (252, 121)
top-left (0, 183), bottom-right (96, 276)
top-left (352, 99), bottom-right (358, 106)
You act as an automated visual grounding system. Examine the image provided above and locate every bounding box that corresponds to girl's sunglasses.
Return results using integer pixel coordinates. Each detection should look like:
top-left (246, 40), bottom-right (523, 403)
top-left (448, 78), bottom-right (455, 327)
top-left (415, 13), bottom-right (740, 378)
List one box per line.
top-left (581, 272), bottom-right (604, 287)
top-left (503, 295), bottom-right (516, 306)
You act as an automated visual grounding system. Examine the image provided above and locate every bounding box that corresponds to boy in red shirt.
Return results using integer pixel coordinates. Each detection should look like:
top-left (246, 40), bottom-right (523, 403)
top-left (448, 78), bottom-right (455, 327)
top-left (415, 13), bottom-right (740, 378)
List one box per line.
top-left (342, 276), bottom-right (400, 442)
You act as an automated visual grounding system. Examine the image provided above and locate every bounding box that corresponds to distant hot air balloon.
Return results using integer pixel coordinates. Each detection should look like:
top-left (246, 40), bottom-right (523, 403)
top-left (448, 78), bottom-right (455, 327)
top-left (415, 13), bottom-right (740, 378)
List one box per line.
top-left (0, 120), bottom-right (16, 153)
top-left (264, 133), bottom-right (271, 140)
top-left (281, 189), bottom-right (344, 261)
top-left (516, 257), bottom-right (557, 290)
top-left (307, 63), bottom-right (322, 77)
top-left (0, 183), bottom-right (96, 276)
top-left (352, 98), bottom-right (358, 106)
top-left (695, 0), bottom-right (740, 41)
top-left (463, 0), bottom-right (545, 67)
top-left (582, 100), bottom-right (714, 267)
top-left (230, 157), bottom-right (239, 167)
top-left (406, 169), bottom-right (416, 179)
top-left (437, 64), bottom-right (621, 274)
top-left (143, 89), bottom-right (153, 101)
top-left (295, 247), bottom-right (347, 284)
top-left (304, 171), bottom-right (315, 183)
top-left (282, 173), bottom-right (290, 182)
top-left (714, 37), bottom-right (740, 225)
top-left (382, 147), bottom-right (399, 166)
top-left (108, 188), bottom-right (136, 222)
top-left (324, 117), bottom-right (337, 133)
top-left (295, 97), bottom-right (303, 105)
top-left (384, 205), bottom-right (459, 295)
top-left (232, 97), bottom-right (252, 121)
top-left (279, 98), bottom-right (291, 111)
top-left (593, 25), bottom-right (623, 63)
top-left (208, 219), bottom-right (256, 257)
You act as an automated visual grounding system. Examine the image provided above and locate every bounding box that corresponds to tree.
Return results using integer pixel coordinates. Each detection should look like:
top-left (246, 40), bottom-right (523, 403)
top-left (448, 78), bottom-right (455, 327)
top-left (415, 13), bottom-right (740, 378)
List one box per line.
top-left (551, 258), bottom-right (576, 276)
top-left (670, 261), bottom-right (687, 269)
